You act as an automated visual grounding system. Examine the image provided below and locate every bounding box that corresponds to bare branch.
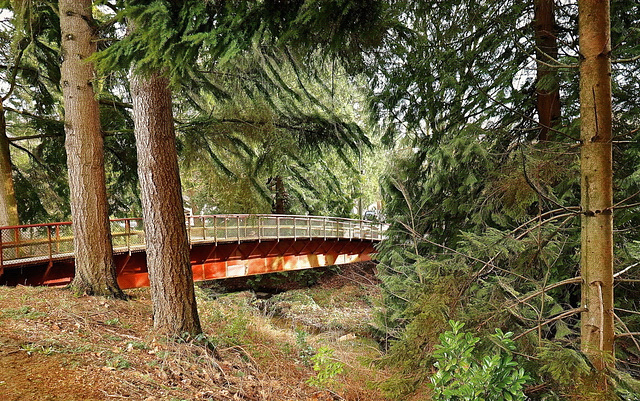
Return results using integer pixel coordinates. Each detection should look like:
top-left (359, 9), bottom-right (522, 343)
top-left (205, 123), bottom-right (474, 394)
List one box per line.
top-left (614, 313), bottom-right (640, 351)
top-left (513, 307), bottom-right (586, 341)
top-left (612, 54), bottom-right (640, 63)
top-left (613, 261), bottom-right (640, 278)
top-left (510, 276), bottom-right (582, 307)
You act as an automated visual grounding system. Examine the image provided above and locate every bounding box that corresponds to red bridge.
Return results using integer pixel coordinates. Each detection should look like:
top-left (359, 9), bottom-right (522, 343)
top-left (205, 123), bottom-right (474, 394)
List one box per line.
top-left (0, 214), bottom-right (384, 289)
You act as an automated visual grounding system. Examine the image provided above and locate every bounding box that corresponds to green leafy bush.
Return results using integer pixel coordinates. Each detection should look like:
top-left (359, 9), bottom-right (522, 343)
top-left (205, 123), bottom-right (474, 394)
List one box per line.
top-left (306, 346), bottom-right (344, 388)
top-left (430, 321), bottom-right (530, 401)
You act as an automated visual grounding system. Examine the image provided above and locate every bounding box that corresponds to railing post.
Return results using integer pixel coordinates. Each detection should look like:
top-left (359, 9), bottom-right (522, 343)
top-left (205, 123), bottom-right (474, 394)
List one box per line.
top-left (125, 220), bottom-right (131, 253)
top-left (14, 229), bottom-right (19, 259)
top-left (237, 216), bottom-right (240, 243)
top-left (47, 225), bottom-right (53, 262)
top-left (258, 216), bottom-right (262, 239)
top-left (0, 228), bottom-right (4, 267)
top-left (324, 217), bottom-right (327, 240)
top-left (308, 217), bottom-right (311, 238)
top-left (293, 217), bottom-right (297, 240)
top-left (55, 225), bottom-right (61, 255)
top-left (202, 216), bottom-right (206, 241)
top-left (224, 217), bottom-right (228, 241)
top-left (187, 215), bottom-right (191, 242)
top-left (277, 216), bottom-right (280, 240)
top-left (214, 216), bottom-right (217, 244)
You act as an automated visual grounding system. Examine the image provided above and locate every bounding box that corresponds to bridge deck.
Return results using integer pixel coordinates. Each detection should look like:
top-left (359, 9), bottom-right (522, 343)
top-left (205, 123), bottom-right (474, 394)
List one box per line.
top-left (0, 214), bottom-right (384, 288)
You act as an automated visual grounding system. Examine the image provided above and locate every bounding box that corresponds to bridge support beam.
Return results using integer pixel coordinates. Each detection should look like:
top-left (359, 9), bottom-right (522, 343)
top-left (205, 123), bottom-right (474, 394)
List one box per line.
top-left (1, 238), bottom-right (377, 289)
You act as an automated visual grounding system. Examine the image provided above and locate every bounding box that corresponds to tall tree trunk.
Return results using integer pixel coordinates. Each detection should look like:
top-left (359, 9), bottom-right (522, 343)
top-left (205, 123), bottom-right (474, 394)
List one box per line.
top-left (534, 0), bottom-right (561, 141)
top-left (60, 0), bottom-right (124, 298)
top-left (578, 0), bottom-right (614, 371)
top-left (273, 175), bottom-right (288, 214)
top-left (130, 70), bottom-right (202, 336)
top-left (0, 106), bottom-right (18, 227)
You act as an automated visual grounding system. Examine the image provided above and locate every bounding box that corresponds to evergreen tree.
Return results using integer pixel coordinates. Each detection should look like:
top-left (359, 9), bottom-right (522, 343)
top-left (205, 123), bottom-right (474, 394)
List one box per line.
top-left (59, 0), bottom-right (124, 298)
top-left (578, 0), bottom-right (614, 374)
top-left (130, 67), bottom-right (202, 336)
top-left (370, 0), bottom-right (639, 397)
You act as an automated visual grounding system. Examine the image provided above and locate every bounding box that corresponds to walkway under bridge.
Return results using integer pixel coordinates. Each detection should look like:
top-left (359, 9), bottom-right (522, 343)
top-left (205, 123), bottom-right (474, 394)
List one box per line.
top-left (0, 214), bottom-right (384, 289)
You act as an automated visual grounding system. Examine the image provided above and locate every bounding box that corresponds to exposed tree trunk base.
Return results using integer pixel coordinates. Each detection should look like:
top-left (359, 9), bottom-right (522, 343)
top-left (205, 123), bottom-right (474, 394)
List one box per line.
top-left (70, 278), bottom-right (128, 300)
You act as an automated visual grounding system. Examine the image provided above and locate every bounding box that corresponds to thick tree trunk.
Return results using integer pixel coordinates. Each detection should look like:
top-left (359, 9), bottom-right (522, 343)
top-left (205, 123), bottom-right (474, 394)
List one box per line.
top-left (534, 0), bottom-right (561, 141)
top-left (0, 106), bottom-right (19, 227)
top-left (578, 0), bottom-right (614, 371)
top-left (130, 70), bottom-right (202, 336)
top-left (60, 0), bottom-right (124, 298)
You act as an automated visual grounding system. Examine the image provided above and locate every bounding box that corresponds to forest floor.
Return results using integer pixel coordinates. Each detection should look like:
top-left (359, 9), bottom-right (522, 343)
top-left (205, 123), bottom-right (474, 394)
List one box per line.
top-left (0, 262), bottom-right (405, 401)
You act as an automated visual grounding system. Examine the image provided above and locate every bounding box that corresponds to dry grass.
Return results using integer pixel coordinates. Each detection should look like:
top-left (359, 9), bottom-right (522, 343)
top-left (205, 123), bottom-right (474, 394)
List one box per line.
top-left (0, 265), bottom-right (394, 401)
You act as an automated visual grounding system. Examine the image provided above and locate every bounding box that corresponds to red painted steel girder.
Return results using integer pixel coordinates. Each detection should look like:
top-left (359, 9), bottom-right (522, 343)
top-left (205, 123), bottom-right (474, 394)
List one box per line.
top-left (0, 237), bottom-right (378, 289)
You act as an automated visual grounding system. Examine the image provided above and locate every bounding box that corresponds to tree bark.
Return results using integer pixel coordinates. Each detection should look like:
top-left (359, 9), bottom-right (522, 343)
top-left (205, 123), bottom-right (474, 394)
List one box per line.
top-left (130, 70), bottom-right (202, 336)
top-left (60, 0), bottom-right (124, 298)
top-left (0, 105), bottom-right (19, 227)
top-left (273, 175), bottom-right (288, 214)
top-left (534, 0), bottom-right (561, 141)
top-left (578, 0), bottom-right (614, 371)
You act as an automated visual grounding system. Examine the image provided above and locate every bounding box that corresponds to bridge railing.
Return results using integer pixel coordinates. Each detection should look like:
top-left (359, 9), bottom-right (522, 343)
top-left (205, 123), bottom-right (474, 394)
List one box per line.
top-left (0, 214), bottom-right (385, 266)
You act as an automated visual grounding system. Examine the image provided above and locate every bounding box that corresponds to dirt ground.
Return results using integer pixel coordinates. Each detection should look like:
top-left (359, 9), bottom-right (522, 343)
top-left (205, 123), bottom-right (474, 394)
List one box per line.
top-left (0, 263), bottom-right (392, 401)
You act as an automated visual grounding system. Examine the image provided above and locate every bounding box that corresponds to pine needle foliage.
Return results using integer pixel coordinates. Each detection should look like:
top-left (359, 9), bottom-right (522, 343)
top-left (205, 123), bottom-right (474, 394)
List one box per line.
top-left (370, 0), bottom-right (640, 398)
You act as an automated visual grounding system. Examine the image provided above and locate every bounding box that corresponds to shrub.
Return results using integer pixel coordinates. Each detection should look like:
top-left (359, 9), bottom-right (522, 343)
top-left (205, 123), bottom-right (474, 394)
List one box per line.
top-left (430, 320), bottom-right (530, 401)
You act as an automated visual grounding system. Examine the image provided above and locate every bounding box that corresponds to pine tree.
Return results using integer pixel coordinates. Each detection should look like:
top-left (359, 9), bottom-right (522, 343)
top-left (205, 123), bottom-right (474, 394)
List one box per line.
top-left (578, 0), bottom-right (614, 372)
top-left (130, 68), bottom-right (202, 336)
top-left (59, 0), bottom-right (124, 298)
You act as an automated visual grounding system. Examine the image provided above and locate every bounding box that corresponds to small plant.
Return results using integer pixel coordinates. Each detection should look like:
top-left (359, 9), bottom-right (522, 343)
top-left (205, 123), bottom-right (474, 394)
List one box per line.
top-left (295, 329), bottom-right (315, 366)
top-left (306, 346), bottom-right (344, 388)
top-left (127, 341), bottom-right (150, 351)
top-left (104, 318), bottom-right (121, 326)
top-left (106, 355), bottom-right (131, 370)
top-left (20, 343), bottom-right (55, 356)
top-left (3, 306), bottom-right (46, 320)
top-left (430, 320), bottom-right (530, 401)
top-left (20, 343), bottom-right (40, 356)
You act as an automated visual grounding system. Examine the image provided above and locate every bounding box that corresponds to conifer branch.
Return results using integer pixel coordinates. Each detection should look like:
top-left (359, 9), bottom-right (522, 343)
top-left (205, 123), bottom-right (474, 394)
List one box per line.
top-left (99, 98), bottom-right (132, 109)
top-left (520, 150), bottom-right (578, 215)
top-left (4, 106), bottom-right (60, 123)
top-left (533, 46), bottom-right (579, 68)
top-left (612, 54), bottom-right (640, 63)
top-left (611, 189), bottom-right (640, 210)
top-left (613, 262), bottom-right (640, 278)
top-left (8, 133), bottom-right (61, 142)
top-left (397, 220), bottom-right (534, 283)
top-left (510, 276), bottom-right (582, 307)
top-left (613, 313), bottom-right (640, 351)
top-left (513, 212), bottom-right (578, 240)
top-left (9, 141), bottom-right (52, 171)
top-left (510, 208), bottom-right (580, 237)
top-left (1, 45), bottom-right (26, 102)
top-left (513, 307), bottom-right (586, 341)
top-left (473, 79), bottom-right (579, 141)
top-left (615, 308), bottom-right (640, 316)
